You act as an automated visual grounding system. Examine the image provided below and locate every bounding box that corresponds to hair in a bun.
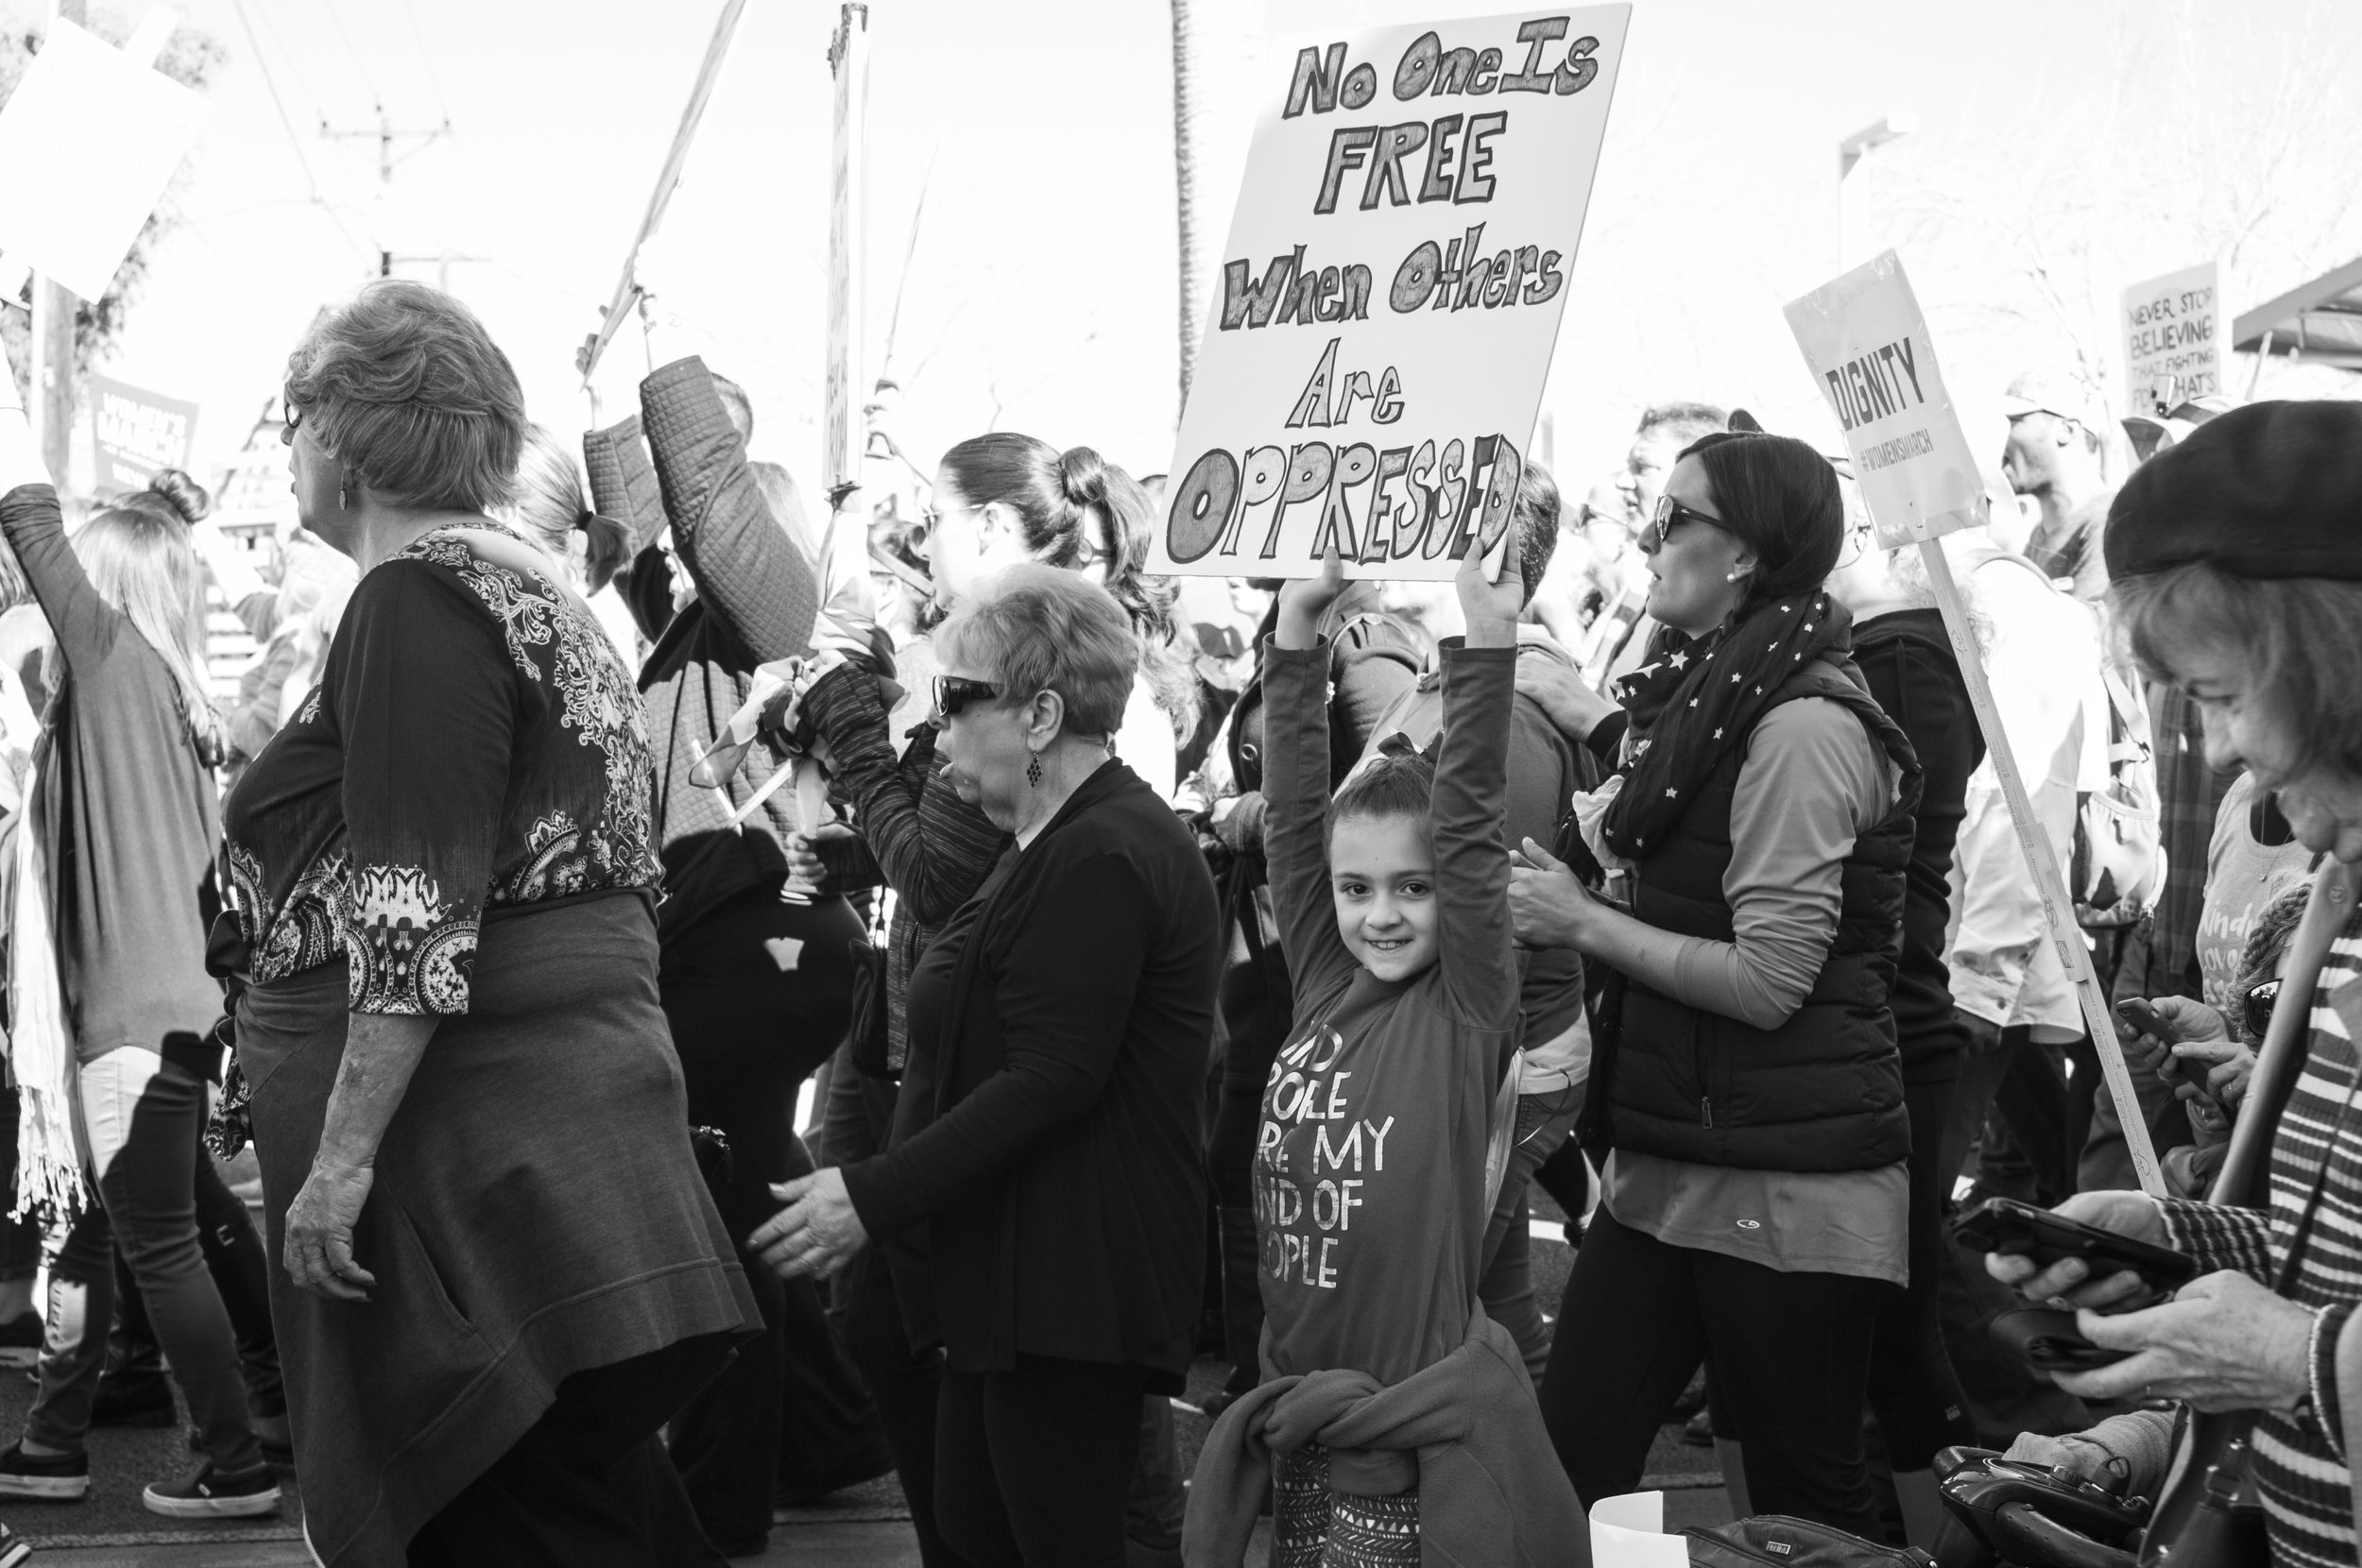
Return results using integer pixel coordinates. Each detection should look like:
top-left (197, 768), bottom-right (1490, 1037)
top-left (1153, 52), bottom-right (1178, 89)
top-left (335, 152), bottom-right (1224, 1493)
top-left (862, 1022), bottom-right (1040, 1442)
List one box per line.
top-left (1057, 446), bottom-right (1109, 511)
top-left (126, 469), bottom-right (211, 527)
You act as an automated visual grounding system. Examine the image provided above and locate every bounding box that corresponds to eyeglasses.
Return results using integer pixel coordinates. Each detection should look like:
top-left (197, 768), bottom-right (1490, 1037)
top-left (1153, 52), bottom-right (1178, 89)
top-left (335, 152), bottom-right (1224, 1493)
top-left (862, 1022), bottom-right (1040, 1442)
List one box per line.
top-left (917, 499), bottom-right (988, 538)
top-left (2241, 978), bottom-right (2282, 1042)
top-left (1648, 493), bottom-right (1728, 548)
top-left (1835, 521), bottom-right (1875, 571)
top-left (279, 399), bottom-right (303, 447)
top-left (933, 675), bottom-right (1000, 718)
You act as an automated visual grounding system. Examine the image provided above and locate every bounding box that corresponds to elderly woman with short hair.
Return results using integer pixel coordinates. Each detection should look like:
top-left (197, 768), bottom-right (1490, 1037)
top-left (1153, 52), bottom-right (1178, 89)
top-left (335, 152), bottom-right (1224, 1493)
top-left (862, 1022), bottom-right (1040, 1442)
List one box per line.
top-left (754, 565), bottom-right (1221, 1568)
top-left (1989, 401), bottom-right (2362, 1566)
top-left (218, 281), bottom-right (755, 1564)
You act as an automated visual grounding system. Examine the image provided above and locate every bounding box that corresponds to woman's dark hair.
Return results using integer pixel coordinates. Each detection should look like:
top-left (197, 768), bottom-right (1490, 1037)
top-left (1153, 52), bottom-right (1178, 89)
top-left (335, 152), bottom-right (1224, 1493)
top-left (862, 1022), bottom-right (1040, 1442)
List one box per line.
top-left (1674, 431), bottom-right (1843, 601)
top-left (1329, 745), bottom-right (1435, 844)
top-left (283, 280), bottom-right (526, 513)
top-left (2112, 564), bottom-right (2362, 779)
top-left (939, 434), bottom-right (1199, 741)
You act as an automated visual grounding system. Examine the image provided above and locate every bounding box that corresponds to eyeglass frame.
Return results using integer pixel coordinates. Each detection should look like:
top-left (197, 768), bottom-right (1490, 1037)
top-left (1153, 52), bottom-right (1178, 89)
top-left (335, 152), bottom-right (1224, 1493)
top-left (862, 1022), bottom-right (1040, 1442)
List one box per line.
top-left (1648, 492), bottom-right (1730, 548)
top-left (932, 674), bottom-right (1001, 720)
top-left (279, 398), bottom-right (304, 447)
top-left (2240, 977), bottom-right (2283, 1043)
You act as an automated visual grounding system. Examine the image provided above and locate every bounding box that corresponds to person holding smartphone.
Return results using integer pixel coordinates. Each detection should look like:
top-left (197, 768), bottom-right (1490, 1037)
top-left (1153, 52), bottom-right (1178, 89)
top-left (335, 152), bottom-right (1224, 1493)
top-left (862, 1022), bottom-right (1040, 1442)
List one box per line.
top-left (1987, 401), bottom-right (2362, 1566)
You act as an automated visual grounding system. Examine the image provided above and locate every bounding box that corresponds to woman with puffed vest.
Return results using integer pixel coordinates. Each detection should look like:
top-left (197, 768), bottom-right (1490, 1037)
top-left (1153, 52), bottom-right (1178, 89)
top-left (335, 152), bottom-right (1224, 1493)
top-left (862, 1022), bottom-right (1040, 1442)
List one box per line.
top-left (1510, 430), bottom-right (1919, 1536)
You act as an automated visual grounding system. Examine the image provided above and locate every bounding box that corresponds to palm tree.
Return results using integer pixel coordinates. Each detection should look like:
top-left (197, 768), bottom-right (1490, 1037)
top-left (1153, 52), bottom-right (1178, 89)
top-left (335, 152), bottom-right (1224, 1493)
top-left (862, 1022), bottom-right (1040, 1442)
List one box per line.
top-left (1171, 0), bottom-right (1207, 413)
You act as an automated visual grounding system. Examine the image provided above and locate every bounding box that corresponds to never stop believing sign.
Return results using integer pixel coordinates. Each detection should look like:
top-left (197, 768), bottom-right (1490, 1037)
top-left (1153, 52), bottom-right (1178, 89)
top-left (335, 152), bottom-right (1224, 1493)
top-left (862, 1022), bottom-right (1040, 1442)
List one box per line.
top-left (1154, 8), bottom-right (1630, 580)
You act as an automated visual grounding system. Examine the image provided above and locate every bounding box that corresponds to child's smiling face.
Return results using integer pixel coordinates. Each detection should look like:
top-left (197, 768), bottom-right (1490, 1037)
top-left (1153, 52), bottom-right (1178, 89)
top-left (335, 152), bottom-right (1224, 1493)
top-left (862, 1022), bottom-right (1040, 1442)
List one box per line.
top-left (1327, 811), bottom-right (1440, 983)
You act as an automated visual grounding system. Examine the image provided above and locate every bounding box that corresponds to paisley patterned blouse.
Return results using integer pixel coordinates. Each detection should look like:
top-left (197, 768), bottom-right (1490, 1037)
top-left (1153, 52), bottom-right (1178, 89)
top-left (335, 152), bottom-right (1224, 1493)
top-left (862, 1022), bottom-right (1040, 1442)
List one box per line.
top-left (220, 523), bottom-right (659, 1015)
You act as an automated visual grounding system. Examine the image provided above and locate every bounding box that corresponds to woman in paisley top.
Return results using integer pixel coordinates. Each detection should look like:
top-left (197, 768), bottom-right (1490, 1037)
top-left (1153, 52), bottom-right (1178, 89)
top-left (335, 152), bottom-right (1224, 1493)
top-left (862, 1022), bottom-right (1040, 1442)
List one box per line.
top-left (221, 281), bottom-right (755, 1566)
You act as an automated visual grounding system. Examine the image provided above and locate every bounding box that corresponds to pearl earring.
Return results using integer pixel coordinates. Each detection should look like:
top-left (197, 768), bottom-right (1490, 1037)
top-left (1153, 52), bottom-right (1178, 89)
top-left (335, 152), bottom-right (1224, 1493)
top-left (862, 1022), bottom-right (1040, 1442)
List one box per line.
top-left (1724, 569), bottom-right (1747, 583)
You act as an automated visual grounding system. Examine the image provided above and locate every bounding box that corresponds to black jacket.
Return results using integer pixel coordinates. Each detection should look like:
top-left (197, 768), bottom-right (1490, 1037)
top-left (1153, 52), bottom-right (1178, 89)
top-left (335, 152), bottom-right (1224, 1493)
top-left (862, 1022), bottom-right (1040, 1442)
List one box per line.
top-left (841, 760), bottom-right (1221, 1384)
top-left (1854, 608), bottom-right (1983, 1074)
top-left (1600, 657), bottom-right (1917, 1172)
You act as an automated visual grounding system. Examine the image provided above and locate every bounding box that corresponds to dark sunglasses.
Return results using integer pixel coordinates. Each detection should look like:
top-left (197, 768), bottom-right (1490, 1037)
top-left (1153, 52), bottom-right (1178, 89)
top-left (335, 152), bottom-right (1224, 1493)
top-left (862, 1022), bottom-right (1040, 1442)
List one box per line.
top-left (933, 675), bottom-right (1000, 718)
top-left (1648, 493), bottom-right (1728, 546)
top-left (2241, 978), bottom-right (2282, 1042)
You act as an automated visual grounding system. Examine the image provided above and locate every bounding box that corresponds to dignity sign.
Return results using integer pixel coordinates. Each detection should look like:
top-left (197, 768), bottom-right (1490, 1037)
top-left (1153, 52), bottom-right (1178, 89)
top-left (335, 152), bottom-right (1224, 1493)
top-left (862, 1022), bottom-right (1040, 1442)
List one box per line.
top-left (1155, 9), bottom-right (1630, 580)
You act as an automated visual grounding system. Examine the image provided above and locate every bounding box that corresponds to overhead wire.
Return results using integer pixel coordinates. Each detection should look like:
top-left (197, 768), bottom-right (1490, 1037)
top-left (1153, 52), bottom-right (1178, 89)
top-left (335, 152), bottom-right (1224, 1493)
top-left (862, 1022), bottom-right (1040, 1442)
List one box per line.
top-left (225, 0), bottom-right (375, 267)
top-left (395, 0), bottom-right (453, 125)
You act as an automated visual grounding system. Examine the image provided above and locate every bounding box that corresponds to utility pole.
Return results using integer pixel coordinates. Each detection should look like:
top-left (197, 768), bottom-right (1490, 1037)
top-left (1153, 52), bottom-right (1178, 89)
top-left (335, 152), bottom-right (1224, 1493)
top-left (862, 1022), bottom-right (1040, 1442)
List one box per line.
top-left (320, 105), bottom-right (453, 277)
top-left (27, 0), bottom-right (88, 486)
top-left (823, 4), bottom-right (869, 517)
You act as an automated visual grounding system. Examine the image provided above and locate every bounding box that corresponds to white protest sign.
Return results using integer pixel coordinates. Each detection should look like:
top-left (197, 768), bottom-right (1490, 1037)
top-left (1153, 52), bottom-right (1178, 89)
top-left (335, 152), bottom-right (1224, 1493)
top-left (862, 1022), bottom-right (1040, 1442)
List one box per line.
top-left (1588, 1491), bottom-right (1687, 1568)
top-left (1785, 250), bottom-right (2165, 1198)
top-left (1783, 250), bottom-right (1982, 550)
top-left (2121, 259), bottom-right (2227, 414)
top-left (0, 17), bottom-right (207, 302)
top-left (1155, 8), bottom-right (1630, 580)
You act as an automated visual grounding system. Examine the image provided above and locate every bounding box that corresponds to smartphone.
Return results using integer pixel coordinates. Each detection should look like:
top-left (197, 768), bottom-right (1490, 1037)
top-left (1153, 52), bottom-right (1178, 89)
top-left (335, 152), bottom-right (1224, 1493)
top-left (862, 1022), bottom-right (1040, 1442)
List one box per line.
top-left (2115, 998), bottom-right (2217, 1097)
top-left (1952, 1197), bottom-right (2198, 1293)
top-left (1990, 1306), bottom-right (2131, 1372)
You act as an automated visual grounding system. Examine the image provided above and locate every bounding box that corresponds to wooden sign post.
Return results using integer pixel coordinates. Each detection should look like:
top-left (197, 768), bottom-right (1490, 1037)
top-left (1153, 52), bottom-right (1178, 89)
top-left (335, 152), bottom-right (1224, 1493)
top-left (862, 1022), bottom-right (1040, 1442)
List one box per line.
top-left (1789, 251), bottom-right (2165, 1199)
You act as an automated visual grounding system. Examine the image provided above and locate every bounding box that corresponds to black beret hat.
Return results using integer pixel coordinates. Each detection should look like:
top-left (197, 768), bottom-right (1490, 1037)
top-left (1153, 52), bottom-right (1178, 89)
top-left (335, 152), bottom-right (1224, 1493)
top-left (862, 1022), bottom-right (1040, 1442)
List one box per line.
top-left (2105, 400), bottom-right (2362, 583)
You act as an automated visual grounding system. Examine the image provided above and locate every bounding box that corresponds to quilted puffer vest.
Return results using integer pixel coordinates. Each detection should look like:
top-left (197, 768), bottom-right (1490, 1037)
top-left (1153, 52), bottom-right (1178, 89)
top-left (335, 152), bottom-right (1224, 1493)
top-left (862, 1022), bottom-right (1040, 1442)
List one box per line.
top-left (1600, 656), bottom-right (1919, 1172)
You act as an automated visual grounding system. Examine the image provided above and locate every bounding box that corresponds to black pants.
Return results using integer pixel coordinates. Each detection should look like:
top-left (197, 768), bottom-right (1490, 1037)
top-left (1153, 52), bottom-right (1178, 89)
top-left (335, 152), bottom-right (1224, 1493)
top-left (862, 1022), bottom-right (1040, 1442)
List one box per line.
top-left (1865, 1064), bottom-right (1976, 1470)
top-left (846, 1249), bottom-right (964, 1567)
top-left (408, 1359), bottom-right (724, 1568)
top-left (935, 1354), bottom-right (1148, 1568)
top-left (1540, 1208), bottom-right (1886, 1537)
top-left (659, 888), bottom-right (891, 1545)
top-left (111, 1137), bottom-right (284, 1418)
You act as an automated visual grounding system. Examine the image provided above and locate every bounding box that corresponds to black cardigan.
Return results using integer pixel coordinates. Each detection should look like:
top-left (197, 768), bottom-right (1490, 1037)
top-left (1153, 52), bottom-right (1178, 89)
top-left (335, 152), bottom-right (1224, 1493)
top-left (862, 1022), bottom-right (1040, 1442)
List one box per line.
top-left (840, 759), bottom-right (1220, 1383)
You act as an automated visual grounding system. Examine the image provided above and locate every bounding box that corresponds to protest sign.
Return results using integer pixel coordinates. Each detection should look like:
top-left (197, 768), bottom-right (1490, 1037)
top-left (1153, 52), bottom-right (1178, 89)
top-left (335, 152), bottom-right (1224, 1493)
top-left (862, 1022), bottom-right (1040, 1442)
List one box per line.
top-left (2121, 258), bottom-right (2227, 413)
top-left (87, 374), bottom-right (197, 495)
top-left (1154, 8), bottom-right (1630, 580)
top-left (0, 17), bottom-right (207, 302)
top-left (1783, 251), bottom-right (1982, 550)
top-left (1787, 250), bottom-right (2164, 1198)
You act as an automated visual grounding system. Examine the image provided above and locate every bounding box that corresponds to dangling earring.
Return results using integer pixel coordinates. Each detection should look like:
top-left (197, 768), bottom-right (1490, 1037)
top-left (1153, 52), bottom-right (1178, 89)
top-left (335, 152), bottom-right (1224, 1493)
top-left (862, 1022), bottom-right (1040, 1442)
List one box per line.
top-left (338, 479), bottom-right (351, 511)
top-left (1026, 752), bottom-right (1043, 788)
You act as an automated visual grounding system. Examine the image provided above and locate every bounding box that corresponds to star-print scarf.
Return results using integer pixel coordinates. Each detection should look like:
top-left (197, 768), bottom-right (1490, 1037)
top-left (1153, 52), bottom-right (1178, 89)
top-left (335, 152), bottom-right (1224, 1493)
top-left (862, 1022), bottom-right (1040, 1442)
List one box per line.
top-left (1600, 588), bottom-right (1854, 861)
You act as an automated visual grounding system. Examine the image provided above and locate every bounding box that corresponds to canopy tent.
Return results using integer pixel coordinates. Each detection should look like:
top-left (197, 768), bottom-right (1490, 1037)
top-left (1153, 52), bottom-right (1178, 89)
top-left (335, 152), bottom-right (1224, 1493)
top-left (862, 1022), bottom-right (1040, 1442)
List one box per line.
top-left (2234, 254), bottom-right (2362, 370)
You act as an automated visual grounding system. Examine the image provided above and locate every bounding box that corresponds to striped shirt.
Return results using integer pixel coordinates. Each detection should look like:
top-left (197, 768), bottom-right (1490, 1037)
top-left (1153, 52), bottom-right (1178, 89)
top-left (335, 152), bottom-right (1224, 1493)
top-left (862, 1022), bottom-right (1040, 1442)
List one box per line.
top-left (2160, 909), bottom-right (2362, 1567)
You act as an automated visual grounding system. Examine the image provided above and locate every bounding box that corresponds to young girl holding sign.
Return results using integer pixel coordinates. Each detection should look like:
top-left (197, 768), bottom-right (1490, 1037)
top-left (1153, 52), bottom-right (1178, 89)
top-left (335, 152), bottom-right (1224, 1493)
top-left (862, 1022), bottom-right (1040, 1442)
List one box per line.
top-left (1183, 536), bottom-right (1581, 1566)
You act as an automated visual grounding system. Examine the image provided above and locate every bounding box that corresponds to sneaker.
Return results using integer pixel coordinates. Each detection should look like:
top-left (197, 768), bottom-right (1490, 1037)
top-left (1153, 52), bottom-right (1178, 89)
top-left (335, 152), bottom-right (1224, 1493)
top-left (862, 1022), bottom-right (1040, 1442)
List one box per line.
top-left (186, 1413), bottom-right (295, 1465)
top-left (142, 1458), bottom-right (281, 1518)
top-left (0, 1520), bottom-right (29, 1568)
top-left (92, 1370), bottom-right (178, 1428)
top-left (0, 1314), bottom-right (40, 1371)
top-left (0, 1440), bottom-right (90, 1501)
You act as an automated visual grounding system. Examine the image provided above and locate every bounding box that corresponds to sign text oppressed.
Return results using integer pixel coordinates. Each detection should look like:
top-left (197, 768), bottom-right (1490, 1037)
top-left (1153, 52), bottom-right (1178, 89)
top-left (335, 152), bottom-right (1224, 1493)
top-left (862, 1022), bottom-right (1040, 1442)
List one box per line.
top-left (1155, 9), bottom-right (1630, 580)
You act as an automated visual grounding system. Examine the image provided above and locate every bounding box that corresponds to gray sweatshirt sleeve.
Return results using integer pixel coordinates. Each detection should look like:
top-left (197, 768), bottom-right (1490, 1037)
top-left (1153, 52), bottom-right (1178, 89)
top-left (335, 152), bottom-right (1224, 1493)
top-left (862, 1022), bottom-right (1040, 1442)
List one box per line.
top-left (1670, 697), bottom-right (1890, 1029)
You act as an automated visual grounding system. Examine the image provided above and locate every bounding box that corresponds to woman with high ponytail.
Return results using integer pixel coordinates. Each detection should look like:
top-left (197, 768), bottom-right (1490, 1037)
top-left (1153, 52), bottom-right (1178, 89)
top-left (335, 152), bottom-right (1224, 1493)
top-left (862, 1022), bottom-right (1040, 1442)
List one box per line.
top-left (0, 445), bottom-right (283, 1515)
top-left (790, 428), bottom-right (1204, 1564)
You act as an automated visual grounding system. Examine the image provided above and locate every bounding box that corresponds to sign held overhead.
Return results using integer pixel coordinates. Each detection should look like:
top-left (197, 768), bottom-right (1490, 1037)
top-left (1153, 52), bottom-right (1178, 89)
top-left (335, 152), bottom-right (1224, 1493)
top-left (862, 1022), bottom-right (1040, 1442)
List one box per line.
top-left (0, 15), bottom-right (206, 304)
top-left (1155, 8), bottom-right (1631, 580)
top-left (1784, 250), bottom-right (1984, 550)
top-left (2121, 258), bottom-right (2227, 414)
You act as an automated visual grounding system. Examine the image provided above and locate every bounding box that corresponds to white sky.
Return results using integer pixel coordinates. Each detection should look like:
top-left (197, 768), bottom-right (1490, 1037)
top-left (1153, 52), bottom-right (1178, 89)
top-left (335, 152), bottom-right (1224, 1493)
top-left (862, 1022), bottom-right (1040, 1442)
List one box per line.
top-left (60, 0), bottom-right (2362, 510)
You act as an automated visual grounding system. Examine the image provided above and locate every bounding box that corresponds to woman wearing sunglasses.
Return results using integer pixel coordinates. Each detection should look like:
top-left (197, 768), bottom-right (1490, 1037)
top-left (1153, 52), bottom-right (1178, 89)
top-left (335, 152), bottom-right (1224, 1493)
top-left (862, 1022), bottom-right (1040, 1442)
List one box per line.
top-left (1508, 429), bottom-right (1918, 1536)
top-left (784, 434), bottom-right (1199, 1565)
top-left (756, 567), bottom-right (1219, 1568)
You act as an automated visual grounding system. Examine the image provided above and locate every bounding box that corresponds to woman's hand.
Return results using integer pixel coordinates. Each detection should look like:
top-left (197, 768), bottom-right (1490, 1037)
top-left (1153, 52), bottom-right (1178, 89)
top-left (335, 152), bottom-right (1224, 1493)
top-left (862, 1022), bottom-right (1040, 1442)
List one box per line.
top-left (1515, 656), bottom-right (1617, 744)
top-left (785, 821), bottom-right (858, 886)
top-left (1510, 836), bottom-right (1602, 951)
top-left (1457, 521), bottom-right (1524, 650)
top-left (1275, 545), bottom-right (1345, 651)
top-left (747, 1167), bottom-right (869, 1281)
top-left (1983, 1190), bottom-right (2168, 1311)
top-left (2120, 996), bottom-right (2250, 1110)
top-left (2054, 1270), bottom-right (2314, 1412)
top-left (2000, 1432), bottom-right (2131, 1494)
top-left (283, 1159), bottom-right (378, 1303)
